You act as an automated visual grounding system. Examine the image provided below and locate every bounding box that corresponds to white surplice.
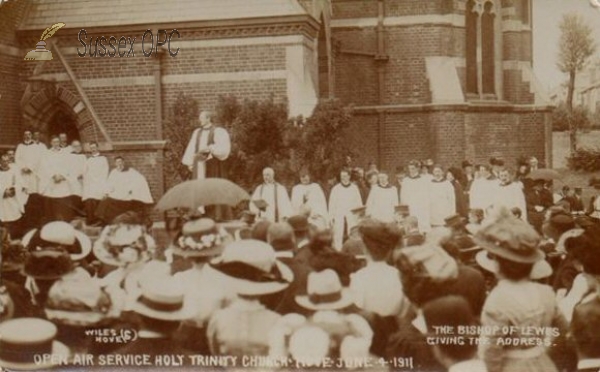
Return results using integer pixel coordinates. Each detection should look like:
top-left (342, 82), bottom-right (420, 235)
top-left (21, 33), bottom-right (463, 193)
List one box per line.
top-left (469, 177), bottom-right (500, 213)
top-left (328, 182), bottom-right (363, 250)
top-left (38, 149), bottom-right (78, 198)
top-left (106, 168), bottom-right (154, 203)
top-left (83, 154), bottom-right (109, 201)
top-left (182, 126), bottom-right (231, 179)
top-left (290, 182), bottom-right (328, 220)
top-left (0, 167), bottom-right (25, 222)
top-left (14, 141), bottom-right (44, 196)
top-left (428, 179), bottom-right (456, 226)
top-left (66, 153), bottom-right (87, 197)
top-left (492, 181), bottom-right (528, 221)
top-left (249, 182), bottom-right (292, 222)
top-left (366, 184), bottom-right (399, 223)
top-left (400, 176), bottom-right (431, 232)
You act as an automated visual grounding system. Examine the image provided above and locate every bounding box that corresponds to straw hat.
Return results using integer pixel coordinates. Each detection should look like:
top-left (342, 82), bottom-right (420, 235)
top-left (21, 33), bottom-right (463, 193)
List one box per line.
top-left (475, 250), bottom-right (552, 280)
top-left (295, 269), bottom-right (354, 311)
top-left (473, 208), bottom-right (544, 264)
top-left (209, 240), bottom-right (293, 296)
top-left (171, 218), bottom-right (227, 258)
top-left (93, 224), bottom-right (155, 267)
top-left (131, 275), bottom-right (191, 321)
top-left (22, 221), bottom-right (91, 261)
top-left (0, 318), bottom-right (70, 370)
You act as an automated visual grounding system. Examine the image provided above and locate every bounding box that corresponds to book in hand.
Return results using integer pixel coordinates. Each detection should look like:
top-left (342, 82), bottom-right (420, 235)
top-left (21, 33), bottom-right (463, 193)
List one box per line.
top-left (252, 199), bottom-right (269, 211)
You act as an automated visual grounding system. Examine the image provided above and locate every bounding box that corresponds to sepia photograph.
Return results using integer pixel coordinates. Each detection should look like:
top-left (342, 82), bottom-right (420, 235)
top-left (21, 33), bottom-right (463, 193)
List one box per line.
top-left (1, 0), bottom-right (600, 371)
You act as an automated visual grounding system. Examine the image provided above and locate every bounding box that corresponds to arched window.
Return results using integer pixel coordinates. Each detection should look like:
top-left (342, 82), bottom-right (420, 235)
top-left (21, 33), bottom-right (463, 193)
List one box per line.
top-left (464, 0), bottom-right (497, 99)
top-left (466, 0), bottom-right (478, 95)
top-left (481, 1), bottom-right (495, 94)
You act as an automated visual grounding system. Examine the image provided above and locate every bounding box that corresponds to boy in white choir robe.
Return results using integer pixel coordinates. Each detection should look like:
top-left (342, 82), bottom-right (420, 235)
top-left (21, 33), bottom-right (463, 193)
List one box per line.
top-left (0, 153), bottom-right (25, 236)
top-left (469, 165), bottom-right (499, 214)
top-left (15, 131), bottom-right (45, 230)
top-left (250, 168), bottom-right (292, 223)
top-left (328, 169), bottom-right (363, 250)
top-left (290, 170), bottom-right (328, 222)
top-left (96, 157), bottom-right (154, 225)
top-left (365, 173), bottom-right (398, 223)
top-left (14, 130), bottom-right (44, 203)
top-left (428, 166), bottom-right (456, 228)
top-left (38, 137), bottom-right (79, 223)
top-left (400, 161), bottom-right (432, 233)
top-left (491, 169), bottom-right (528, 221)
top-left (66, 141), bottom-right (87, 216)
top-left (83, 142), bottom-right (109, 225)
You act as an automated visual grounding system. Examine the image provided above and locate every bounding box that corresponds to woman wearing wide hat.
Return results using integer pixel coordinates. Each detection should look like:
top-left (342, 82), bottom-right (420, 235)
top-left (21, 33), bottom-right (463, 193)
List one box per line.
top-left (170, 218), bottom-right (236, 353)
top-left (474, 208), bottom-right (568, 372)
top-left (206, 239), bottom-right (293, 356)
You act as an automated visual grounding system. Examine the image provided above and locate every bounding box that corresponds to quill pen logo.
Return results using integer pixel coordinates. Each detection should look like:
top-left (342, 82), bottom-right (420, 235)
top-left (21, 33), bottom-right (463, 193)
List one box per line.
top-left (591, 0), bottom-right (600, 9)
top-left (24, 22), bottom-right (66, 61)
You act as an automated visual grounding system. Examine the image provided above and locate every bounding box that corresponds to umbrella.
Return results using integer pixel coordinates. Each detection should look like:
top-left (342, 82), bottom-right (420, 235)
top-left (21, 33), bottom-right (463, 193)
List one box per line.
top-left (527, 169), bottom-right (561, 181)
top-left (156, 178), bottom-right (250, 211)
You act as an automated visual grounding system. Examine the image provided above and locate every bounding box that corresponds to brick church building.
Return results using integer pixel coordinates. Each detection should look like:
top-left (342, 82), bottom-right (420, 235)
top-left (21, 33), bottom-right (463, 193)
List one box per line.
top-left (1, 0), bottom-right (552, 201)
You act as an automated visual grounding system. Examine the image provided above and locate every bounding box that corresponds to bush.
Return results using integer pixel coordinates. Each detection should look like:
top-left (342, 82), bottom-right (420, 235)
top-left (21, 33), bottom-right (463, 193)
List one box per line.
top-left (567, 147), bottom-right (600, 172)
top-left (163, 93), bottom-right (199, 189)
top-left (552, 103), bottom-right (591, 132)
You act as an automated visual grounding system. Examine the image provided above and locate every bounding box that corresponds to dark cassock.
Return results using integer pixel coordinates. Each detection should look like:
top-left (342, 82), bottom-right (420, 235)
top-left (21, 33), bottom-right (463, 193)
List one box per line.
top-left (95, 159), bottom-right (153, 225)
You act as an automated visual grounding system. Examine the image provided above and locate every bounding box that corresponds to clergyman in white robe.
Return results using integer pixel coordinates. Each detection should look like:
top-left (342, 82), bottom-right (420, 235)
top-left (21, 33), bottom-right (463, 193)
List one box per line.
top-left (182, 111), bottom-right (231, 180)
top-left (400, 174), bottom-right (431, 233)
top-left (428, 177), bottom-right (456, 227)
top-left (290, 173), bottom-right (328, 222)
top-left (491, 171), bottom-right (528, 221)
top-left (250, 168), bottom-right (292, 223)
top-left (96, 159), bottom-right (154, 225)
top-left (38, 142), bottom-right (80, 223)
top-left (0, 160), bottom-right (25, 226)
top-left (328, 171), bottom-right (363, 250)
top-left (366, 179), bottom-right (398, 223)
top-left (14, 132), bottom-right (46, 229)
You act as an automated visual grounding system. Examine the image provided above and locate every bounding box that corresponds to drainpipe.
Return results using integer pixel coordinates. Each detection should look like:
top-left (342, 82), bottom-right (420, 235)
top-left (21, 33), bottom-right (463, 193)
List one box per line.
top-left (375, 0), bottom-right (389, 170)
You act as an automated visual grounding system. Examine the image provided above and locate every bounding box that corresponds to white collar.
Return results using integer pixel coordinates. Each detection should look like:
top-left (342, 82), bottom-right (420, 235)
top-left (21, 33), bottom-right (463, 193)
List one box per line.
top-left (578, 359), bottom-right (600, 370)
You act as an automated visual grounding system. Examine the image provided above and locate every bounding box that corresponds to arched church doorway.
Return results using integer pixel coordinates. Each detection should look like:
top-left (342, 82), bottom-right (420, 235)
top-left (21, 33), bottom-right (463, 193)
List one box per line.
top-left (45, 102), bottom-right (81, 144)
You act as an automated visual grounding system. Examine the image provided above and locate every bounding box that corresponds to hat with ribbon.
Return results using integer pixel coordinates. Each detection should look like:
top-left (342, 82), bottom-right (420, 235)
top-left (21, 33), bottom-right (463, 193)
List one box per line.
top-left (209, 239), bottom-right (294, 296)
top-left (93, 224), bottom-right (155, 266)
top-left (0, 318), bottom-right (70, 370)
top-left (172, 218), bottom-right (227, 258)
top-left (132, 274), bottom-right (191, 321)
top-left (295, 269), bottom-right (354, 311)
top-left (22, 221), bottom-right (92, 261)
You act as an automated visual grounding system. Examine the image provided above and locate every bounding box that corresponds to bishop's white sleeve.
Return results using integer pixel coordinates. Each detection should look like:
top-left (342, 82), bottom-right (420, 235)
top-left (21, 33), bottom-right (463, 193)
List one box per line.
top-left (182, 129), bottom-right (199, 167)
top-left (210, 127), bottom-right (231, 161)
top-left (290, 185), bottom-right (303, 211)
top-left (278, 185), bottom-right (293, 220)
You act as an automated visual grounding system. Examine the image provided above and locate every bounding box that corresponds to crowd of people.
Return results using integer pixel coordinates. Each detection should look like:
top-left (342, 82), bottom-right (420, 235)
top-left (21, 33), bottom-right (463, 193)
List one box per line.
top-left (2, 129), bottom-right (600, 372)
